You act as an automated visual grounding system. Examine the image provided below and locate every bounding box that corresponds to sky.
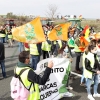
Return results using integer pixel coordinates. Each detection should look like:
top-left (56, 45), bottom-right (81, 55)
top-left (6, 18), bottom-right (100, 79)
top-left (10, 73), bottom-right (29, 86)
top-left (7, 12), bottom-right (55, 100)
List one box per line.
top-left (0, 0), bottom-right (100, 19)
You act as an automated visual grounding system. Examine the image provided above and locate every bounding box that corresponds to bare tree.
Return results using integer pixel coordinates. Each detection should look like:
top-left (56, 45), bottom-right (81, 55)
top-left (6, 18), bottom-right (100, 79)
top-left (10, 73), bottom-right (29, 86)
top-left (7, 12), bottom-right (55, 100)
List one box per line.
top-left (46, 4), bottom-right (58, 20)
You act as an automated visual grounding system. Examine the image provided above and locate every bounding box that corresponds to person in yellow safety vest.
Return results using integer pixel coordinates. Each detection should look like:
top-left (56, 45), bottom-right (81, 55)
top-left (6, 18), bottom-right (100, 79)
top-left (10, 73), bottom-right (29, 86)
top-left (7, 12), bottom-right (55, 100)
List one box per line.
top-left (83, 44), bottom-right (100, 100)
top-left (80, 39), bottom-right (97, 86)
top-left (68, 37), bottom-right (75, 57)
top-left (29, 43), bottom-right (41, 70)
top-left (7, 30), bottom-right (13, 47)
top-left (74, 35), bottom-right (82, 74)
top-left (15, 51), bottom-right (53, 100)
top-left (42, 34), bottom-right (51, 59)
top-left (5, 28), bottom-right (8, 43)
top-left (0, 26), bottom-right (6, 43)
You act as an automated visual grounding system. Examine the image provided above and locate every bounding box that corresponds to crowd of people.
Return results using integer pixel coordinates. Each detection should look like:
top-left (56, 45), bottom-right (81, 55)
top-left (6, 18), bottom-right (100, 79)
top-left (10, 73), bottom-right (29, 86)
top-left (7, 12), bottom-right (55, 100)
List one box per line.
top-left (0, 24), bottom-right (100, 100)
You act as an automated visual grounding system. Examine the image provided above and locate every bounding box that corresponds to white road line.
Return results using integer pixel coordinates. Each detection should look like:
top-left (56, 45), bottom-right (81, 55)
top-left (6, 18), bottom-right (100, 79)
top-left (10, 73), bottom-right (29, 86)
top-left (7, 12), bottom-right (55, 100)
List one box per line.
top-left (71, 71), bottom-right (82, 77)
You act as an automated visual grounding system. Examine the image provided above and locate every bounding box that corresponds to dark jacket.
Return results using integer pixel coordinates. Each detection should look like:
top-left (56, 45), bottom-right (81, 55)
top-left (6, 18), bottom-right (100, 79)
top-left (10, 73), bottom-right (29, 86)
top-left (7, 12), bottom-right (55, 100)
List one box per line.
top-left (37, 43), bottom-right (42, 56)
top-left (0, 30), bottom-right (6, 35)
top-left (0, 42), bottom-right (5, 60)
top-left (85, 54), bottom-right (100, 73)
top-left (17, 62), bottom-right (51, 85)
top-left (51, 41), bottom-right (60, 56)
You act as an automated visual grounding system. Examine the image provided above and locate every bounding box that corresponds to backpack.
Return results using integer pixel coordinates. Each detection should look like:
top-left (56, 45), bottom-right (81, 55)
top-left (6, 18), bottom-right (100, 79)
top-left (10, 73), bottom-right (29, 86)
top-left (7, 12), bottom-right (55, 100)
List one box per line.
top-left (10, 68), bottom-right (32, 100)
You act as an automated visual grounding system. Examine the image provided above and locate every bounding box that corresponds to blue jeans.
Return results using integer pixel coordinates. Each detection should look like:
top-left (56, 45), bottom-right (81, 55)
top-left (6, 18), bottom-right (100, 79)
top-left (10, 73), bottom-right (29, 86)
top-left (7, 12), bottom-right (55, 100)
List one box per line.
top-left (81, 69), bottom-right (87, 84)
top-left (0, 38), bottom-right (4, 43)
top-left (31, 55), bottom-right (40, 70)
top-left (5, 35), bottom-right (8, 42)
top-left (18, 42), bottom-right (24, 53)
top-left (0, 60), bottom-right (6, 77)
top-left (86, 75), bottom-right (99, 95)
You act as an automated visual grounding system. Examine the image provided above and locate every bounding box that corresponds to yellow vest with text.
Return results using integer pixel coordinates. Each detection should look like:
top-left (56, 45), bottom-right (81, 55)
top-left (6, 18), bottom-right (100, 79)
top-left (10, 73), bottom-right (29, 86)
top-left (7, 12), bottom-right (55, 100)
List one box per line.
top-left (30, 44), bottom-right (39, 55)
top-left (16, 67), bottom-right (40, 100)
top-left (83, 52), bottom-right (95, 79)
top-left (42, 41), bottom-right (51, 51)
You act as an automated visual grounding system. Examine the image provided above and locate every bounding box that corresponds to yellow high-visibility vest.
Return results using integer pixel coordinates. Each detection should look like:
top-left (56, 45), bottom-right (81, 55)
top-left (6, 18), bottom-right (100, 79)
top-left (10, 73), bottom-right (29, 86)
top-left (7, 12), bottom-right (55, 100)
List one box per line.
top-left (30, 44), bottom-right (39, 55)
top-left (16, 67), bottom-right (40, 100)
top-left (57, 40), bottom-right (62, 49)
top-left (74, 44), bottom-right (81, 52)
top-left (83, 52), bottom-right (95, 79)
top-left (0, 33), bottom-right (6, 37)
top-left (42, 41), bottom-right (51, 51)
top-left (8, 35), bottom-right (13, 39)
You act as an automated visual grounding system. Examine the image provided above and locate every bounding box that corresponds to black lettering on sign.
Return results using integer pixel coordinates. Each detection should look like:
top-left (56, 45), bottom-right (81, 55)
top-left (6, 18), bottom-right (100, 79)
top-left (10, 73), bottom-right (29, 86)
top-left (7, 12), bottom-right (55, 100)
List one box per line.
top-left (53, 82), bottom-right (57, 87)
top-left (51, 67), bottom-right (64, 73)
top-left (39, 82), bottom-right (57, 92)
top-left (40, 89), bottom-right (58, 100)
top-left (55, 68), bottom-right (59, 72)
top-left (60, 67), bottom-right (64, 72)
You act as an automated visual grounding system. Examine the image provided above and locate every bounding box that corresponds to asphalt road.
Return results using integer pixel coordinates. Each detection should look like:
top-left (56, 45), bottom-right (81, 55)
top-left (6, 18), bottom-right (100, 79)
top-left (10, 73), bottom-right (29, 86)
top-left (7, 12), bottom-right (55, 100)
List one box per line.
top-left (0, 42), bottom-right (100, 100)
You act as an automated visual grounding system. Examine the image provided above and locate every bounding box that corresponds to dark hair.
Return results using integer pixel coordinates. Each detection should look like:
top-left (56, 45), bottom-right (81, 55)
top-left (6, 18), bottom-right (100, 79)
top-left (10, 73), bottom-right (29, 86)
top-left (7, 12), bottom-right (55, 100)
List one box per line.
top-left (19, 51), bottom-right (30, 63)
top-left (90, 39), bottom-right (96, 46)
top-left (58, 44), bottom-right (66, 54)
top-left (97, 39), bottom-right (100, 44)
top-left (85, 45), bottom-right (96, 54)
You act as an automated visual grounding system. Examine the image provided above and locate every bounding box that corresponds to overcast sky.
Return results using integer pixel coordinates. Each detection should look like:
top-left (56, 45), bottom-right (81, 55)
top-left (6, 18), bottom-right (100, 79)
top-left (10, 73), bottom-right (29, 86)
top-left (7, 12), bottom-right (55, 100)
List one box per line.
top-left (0, 0), bottom-right (99, 18)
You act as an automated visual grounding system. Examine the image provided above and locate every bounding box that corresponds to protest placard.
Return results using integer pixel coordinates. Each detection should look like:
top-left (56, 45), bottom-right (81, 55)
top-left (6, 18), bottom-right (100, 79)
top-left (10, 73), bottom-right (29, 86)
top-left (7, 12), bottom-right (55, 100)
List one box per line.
top-left (36, 58), bottom-right (71, 100)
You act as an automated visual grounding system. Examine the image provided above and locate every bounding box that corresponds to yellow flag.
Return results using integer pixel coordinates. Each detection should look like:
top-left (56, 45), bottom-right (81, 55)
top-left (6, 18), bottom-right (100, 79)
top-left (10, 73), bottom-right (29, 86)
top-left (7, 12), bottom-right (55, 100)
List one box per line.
top-left (48, 23), bottom-right (70, 41)
top-left (12, 17), bottom-right (45, 44)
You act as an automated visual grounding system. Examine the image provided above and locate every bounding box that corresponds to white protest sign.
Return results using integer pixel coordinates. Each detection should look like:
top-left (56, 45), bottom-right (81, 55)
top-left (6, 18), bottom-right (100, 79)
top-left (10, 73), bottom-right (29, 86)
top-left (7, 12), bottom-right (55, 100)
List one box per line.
top-left (36, 58), bottom-right (71, 100)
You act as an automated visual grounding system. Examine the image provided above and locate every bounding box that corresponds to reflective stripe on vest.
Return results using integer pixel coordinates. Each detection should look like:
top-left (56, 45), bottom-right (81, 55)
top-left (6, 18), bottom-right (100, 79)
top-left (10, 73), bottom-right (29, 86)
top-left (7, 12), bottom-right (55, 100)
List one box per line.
top-left (30, 44), bottom-right (39, 55)
top-left (42, 41), bottom-right (51, 51)
top-left (8, 35), bottom-right (13, 39)
top-left (16, 67), bottom-right (40, 100)
top-left (0, 34), bottom-right (6, 37)
top-left (83, 52), bottom-right (94, 79)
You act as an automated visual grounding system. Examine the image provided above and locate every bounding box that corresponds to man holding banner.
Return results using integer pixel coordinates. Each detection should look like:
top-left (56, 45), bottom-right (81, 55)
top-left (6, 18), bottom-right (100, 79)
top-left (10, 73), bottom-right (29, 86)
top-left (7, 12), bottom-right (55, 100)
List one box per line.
top-left (13, 51), bottom-right (53, 100)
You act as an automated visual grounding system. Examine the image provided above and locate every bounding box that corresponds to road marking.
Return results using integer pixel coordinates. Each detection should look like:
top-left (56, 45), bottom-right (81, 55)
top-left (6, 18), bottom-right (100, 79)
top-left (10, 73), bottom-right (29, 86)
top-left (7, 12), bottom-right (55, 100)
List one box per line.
top-left (71, 71), bottom-right (82, 77)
